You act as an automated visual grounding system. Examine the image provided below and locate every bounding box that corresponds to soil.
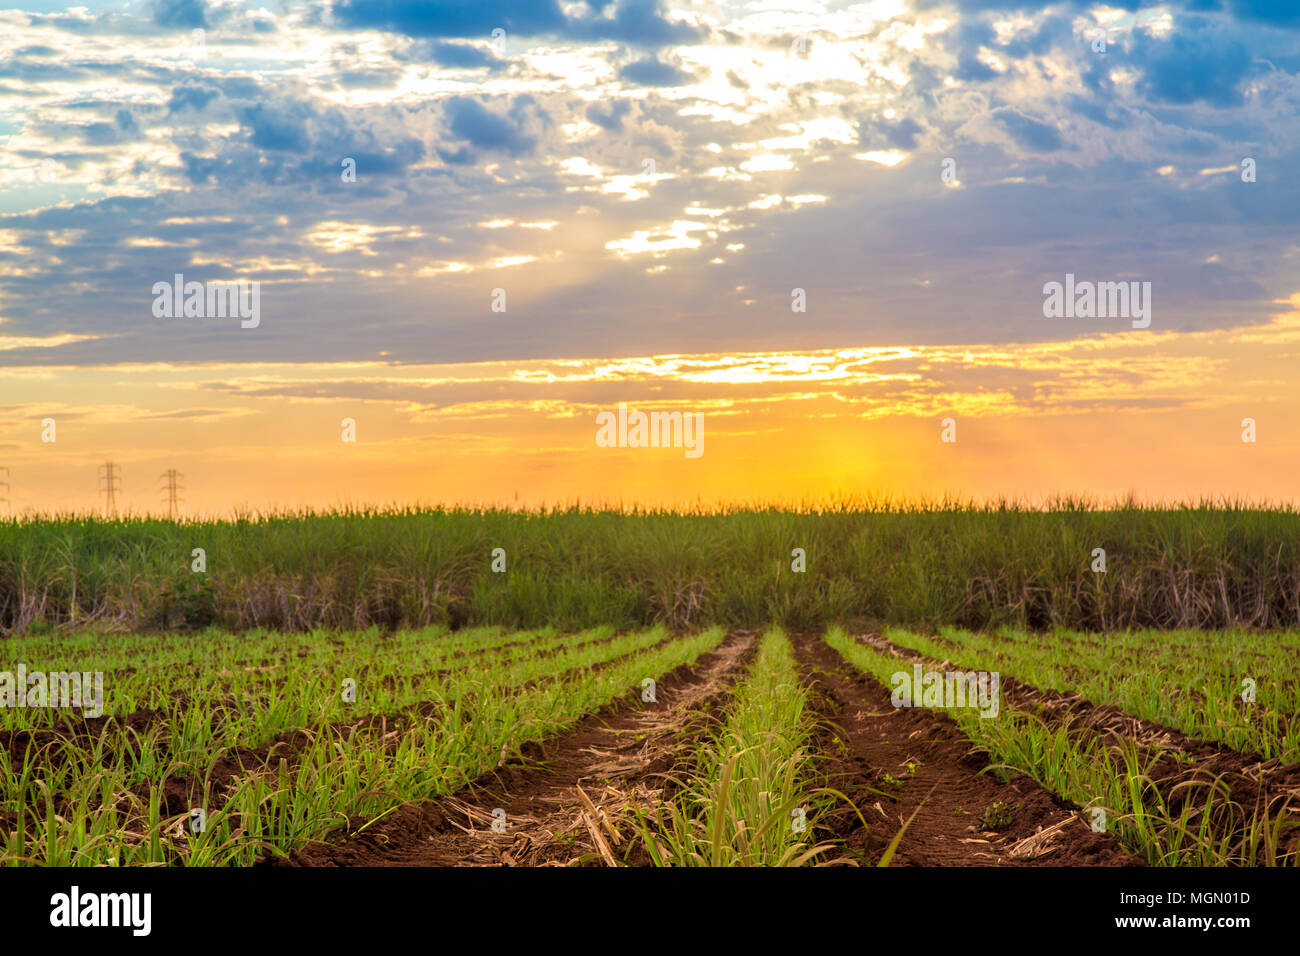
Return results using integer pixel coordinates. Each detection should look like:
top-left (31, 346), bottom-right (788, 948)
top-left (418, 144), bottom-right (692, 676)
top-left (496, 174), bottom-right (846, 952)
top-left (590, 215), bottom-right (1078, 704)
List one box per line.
top-left (862, 632), bottom-right (1300, 863)
top-left (791, 633), bottom-right (1141, 866)
top-left (264, 631), bottom-right (758, 866)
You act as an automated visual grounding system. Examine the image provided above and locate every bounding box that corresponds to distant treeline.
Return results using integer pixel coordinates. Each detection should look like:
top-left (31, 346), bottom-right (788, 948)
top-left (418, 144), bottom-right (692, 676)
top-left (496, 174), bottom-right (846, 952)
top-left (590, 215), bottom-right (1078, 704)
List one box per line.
top-left (3, 502), bottom-right (1299, 634)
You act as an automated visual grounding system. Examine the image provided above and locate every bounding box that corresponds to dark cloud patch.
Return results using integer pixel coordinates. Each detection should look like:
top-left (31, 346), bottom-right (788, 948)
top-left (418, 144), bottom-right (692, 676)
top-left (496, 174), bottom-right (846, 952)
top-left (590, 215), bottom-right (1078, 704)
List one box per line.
top-left (573, 0), bottom-right (705, 46)
top-left (168, 85), bottom-right (219, 113)
top-left (331, 0), bottom-right (703, 47)
top-left (435, 144), bottom-right (475, 165)
top-left (213, 76), bottom-right (265, 100)
top-left (81, 108), bottom-right (139, 145)
top-left (25, 13), bottom-right (96, 33)
top-left (337, 69), bottom-right (404, 89)
top-left (1065, 94), bottom-right (1133, 130)
top-left (178, 151), bottom-right (226, 184)
top-left (0, 60), bottom-right (91, 83)
top-left (425, 42), bottom-right (506, 70)
top-left (586, 99), bottom-right (631, 131)
top-left (320, 140), bottom-right (427, 177)
top-left (31, 109), bottom-right (142, 148)
top-left (1165, 129), bottom-right (1224, 155)
top-left (617, 56), bottom-right (693, 86)
top-left (438, 95), bottom-right (548, 161)
top-left (992, 107), bottom-right (1062, 152)
top-left (871, 116), bottom-right (925, 150)
top-left (240, 102), bottom-right (314, 153)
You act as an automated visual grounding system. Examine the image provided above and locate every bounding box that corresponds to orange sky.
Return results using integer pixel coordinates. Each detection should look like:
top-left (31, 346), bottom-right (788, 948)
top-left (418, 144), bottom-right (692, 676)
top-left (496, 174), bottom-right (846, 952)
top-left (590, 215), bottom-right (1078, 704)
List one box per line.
top-left (4, 292), bottom-right (1299, 515)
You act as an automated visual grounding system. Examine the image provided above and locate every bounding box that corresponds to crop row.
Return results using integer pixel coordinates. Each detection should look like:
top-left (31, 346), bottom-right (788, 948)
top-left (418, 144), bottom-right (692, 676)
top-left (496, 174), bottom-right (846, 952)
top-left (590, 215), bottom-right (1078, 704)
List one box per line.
top-left (893, 626), bottom-right (1300, 762)
top-left (826, 628), bottom-right (1299, 866)
top-left (8, 503), bottom-right (1300, 634)
top-left (1, 626), bottom-right (725, 865)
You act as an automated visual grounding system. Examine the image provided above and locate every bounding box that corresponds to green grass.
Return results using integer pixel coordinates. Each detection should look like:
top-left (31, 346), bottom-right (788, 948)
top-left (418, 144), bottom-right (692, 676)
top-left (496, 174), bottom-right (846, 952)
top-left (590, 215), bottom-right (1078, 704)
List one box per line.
top-left (825, 627), bottom-right (1300, 866)
top-left (634, 628), bottom-right (839, 866)
top-left (885, 626), bottom-right (1300, 763)
top-left (0, 625), bottom-right (726, 866)
top-left (6, 499), bottom-right (1300, 634)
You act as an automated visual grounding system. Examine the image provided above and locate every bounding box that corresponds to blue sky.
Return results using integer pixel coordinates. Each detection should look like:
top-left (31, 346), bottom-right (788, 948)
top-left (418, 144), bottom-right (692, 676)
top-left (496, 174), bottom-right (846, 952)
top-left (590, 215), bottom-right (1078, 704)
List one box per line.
top-left (1, 0), bottom-right (1297, 366)
top-left (2, 1), bottom-right (1299, 510)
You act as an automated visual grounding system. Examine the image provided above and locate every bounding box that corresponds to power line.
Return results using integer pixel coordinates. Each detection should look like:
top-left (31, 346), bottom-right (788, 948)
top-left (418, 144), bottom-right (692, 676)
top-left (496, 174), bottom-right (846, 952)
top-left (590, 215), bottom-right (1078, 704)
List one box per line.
top-left (98, 462), bottom-right (122, 517)
top-left (159, 469), bottom-right (184, 519)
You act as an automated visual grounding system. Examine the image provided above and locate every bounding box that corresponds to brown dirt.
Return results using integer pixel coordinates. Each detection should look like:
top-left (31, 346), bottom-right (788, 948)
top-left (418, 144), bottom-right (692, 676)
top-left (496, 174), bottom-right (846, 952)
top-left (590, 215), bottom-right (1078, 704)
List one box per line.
top-left (792, 633), bottom-right (1141, 866)
top-left (15, 631), bottom-right (672, 815)
top-left (131, 638), bottom-right (677, 822)
top-left (1, 631), bottom-right (630, 776)
top-left (862, 632), bottom-right (1300, 864)
top-left (265, 631), bottom-right (757, 866)
top-left (1, 706), bottom-right (169, 767)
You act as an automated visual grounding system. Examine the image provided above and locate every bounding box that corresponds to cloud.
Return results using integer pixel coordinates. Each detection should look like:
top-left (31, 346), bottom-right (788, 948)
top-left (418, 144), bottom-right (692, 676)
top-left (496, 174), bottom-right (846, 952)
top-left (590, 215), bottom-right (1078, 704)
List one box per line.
top-left (330, 0), bottom-right (703, 47)
top-left (168, 86), bottom-right (220, 114)
top-left (860, 116), bottom-right (925, 150)
top-left (438, 95), bottom-right (548, 160)
top-left (617, 55), bottom-right (694, 87)
top-left (240, 102), bottom-right (314, 153)
top-left (991, 107), bottom-right (1062, 152)
top-left (586, 99), bottom-right (631, 131)
top-left (425, 42), bottom-right (506, 70)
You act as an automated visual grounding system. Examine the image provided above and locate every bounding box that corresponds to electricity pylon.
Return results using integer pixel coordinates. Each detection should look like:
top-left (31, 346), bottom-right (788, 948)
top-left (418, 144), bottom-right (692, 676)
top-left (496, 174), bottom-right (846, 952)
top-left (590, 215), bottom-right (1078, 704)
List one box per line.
top-left (159, 469), bottom-right (184, 519)
top-left (98, 462), bottom-right (122, 517)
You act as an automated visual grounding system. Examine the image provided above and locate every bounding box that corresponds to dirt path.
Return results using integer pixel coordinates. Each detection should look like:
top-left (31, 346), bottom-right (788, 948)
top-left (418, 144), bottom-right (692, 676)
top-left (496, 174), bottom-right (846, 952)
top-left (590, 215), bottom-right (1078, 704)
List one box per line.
top-left (862, 632), bottom-right (1300, 863)
top-left (792, 633), bottom-right (1140, 866)
top-left (268, 631), bottom-right (757, 866)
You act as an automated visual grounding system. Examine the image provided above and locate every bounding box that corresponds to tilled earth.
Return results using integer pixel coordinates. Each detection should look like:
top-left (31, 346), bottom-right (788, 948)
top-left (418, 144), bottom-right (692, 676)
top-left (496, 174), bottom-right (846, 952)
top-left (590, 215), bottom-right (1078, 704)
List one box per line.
top-left (268, 631), bottom-right (758, 866)
top-left (265, 630), bottom-right (1145, 866)
top-left (791, 632), bottom-right (1139, 866)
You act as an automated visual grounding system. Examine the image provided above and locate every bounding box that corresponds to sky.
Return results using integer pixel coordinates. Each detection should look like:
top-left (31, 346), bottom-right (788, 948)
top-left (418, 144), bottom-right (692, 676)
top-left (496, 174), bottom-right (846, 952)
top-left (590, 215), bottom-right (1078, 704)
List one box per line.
top-left (1, 0), bottom-right (1299, 514)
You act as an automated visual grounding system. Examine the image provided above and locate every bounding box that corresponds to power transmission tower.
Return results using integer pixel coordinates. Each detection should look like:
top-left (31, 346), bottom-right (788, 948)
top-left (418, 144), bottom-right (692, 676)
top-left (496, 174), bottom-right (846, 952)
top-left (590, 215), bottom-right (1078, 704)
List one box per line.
top-left (98, 462), bottom-right (122, 517)
top-left (0, 467), bottom-right (9, 513)
top-left (159, 469), bottom-right (184, 518)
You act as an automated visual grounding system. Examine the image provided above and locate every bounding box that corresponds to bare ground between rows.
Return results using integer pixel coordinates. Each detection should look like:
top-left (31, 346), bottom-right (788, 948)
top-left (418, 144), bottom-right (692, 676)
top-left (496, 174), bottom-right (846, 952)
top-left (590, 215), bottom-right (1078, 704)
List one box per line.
top-left (138, 634), bottom-right (678, 820)
top-left (266, 631), bottom-right (757, 866)
top-left (1, 637), bottom-right (678, 846)
top-left (1, 630), bottom-right (637, 776)
top-left (862, 633), bottom-right (1300, 862)
top-left (792, 633), bottom-right (1140, 866)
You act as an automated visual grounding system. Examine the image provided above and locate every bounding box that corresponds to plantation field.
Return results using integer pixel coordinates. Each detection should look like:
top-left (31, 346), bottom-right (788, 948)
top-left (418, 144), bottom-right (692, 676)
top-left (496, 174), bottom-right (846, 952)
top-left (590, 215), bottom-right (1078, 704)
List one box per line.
top-left (7, 503), bottom-right (1300, 636)
top-left (3, 623), bottom-right (1296, 867)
